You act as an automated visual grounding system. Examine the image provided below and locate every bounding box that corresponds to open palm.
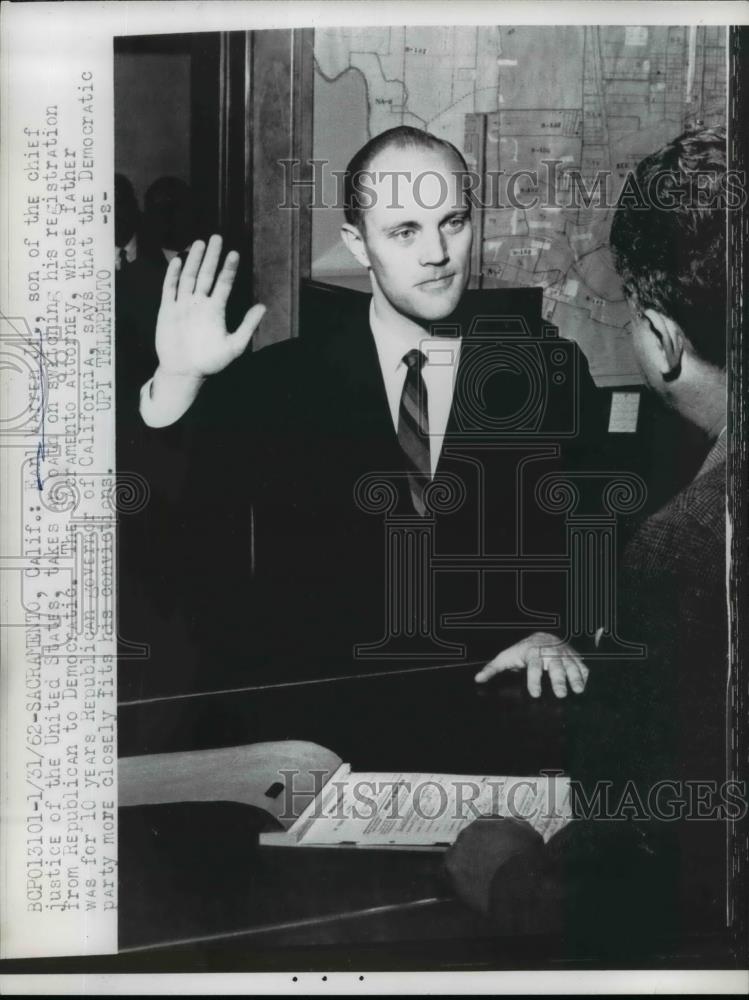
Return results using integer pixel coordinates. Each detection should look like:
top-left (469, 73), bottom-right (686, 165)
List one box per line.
top-left (155, 235), bottom-right (265, 378)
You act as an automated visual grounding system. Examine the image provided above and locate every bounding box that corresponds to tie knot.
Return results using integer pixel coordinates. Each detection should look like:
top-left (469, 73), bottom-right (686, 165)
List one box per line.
top-left (403, 349), bottom-right (426, 372)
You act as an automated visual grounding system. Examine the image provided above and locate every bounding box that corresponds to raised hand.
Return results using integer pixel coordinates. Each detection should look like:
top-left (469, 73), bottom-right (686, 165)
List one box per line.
top-left (475, 631), bottom-right (590, 698)
top-left (155, 235), bottom-right (266, 379)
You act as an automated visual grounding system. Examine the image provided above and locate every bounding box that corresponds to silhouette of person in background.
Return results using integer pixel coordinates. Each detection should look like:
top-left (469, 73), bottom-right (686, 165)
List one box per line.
top-left (141, 175), bottom-right (199, 265)
top-left (115, 173), bottom-right (141, 272)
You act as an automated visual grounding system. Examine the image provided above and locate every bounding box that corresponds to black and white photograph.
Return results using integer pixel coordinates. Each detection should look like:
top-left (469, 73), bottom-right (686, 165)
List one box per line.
top-left (0, 2), bottom-right (747, 993)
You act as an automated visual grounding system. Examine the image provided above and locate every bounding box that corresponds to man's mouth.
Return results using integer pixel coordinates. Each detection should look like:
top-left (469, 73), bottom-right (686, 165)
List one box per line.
top-left (418, 273), bottom-right (455, 290)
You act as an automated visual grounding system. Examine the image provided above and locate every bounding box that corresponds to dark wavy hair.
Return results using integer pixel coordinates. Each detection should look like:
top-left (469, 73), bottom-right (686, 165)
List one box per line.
top-left (343, 125), bottom-right (469, 229)
top-left (609, 126), bottom-right (727, 370)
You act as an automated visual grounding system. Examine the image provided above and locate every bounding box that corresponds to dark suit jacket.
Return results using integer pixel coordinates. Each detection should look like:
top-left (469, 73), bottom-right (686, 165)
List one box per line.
top-left (119, 286), bottom-right (606, 697)
top-left (487, 437), bottom-right (729, 952)
top-left (115, 249), bottom-right (167, 418)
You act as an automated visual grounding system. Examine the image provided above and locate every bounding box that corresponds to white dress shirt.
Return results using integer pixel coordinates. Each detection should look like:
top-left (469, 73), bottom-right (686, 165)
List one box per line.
top-left (140, 297), bottom-right (463, 462)
top-left (368, 301), bottom-right (462, 477)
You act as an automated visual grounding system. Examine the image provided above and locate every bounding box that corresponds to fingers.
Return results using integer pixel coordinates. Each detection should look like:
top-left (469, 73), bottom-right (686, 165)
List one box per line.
top-left (177, 240), bottom-right (206, 299)
top-left (212, 249), bottom-right (240, 307)
top-left (476, 634), bottom-right (589, 700)
top-left (546, 659), bottom-right (569, 699)
top-left (527, 648), bottom-right (544, 699)
top-left (475, 648), bottom-right (520, 683)
top-left (476, 633), bottom-right (551, 682)
top-left (160, 256), bottom-right (182, 305)
top-left (195, 235), bottom-right (224, 295)
top-left (543, 651), bottom-right (589, 698)
top-left (231, 303), bottom-right (267, 358)
top-left (474, 664), bottom-right (497, 683)
top-left (562, 655), bottom-right (587, 695)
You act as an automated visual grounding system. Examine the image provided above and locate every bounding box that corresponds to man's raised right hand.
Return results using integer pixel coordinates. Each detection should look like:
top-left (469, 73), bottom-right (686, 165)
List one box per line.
top-left (155, 235), bottom-right (266, 379)
top-left (142, 235), bottom-right (266, 427)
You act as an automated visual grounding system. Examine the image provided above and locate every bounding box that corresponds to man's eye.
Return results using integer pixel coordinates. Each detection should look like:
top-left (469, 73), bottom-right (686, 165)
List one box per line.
top-left (392, 228), bottom-right (415, 241)
top-left (444, 216), bottom-right (466, 232)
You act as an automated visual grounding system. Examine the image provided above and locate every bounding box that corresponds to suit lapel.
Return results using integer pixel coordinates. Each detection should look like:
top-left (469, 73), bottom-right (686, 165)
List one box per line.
top-left (314, 292), bottom-right (491, 480)
top-left (436, 320), bottom-right (477, 479)
top-left (317, 295), bottom-right (404, 469)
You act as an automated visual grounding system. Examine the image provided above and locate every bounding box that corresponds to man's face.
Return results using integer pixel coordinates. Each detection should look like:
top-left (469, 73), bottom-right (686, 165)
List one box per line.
top-left (343, 144), bottom-right (473, 324)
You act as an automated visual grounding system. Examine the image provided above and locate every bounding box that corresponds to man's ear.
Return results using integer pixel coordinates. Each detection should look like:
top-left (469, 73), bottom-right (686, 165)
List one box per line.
top-left (340, 222), bottom-right (371, 269)
top-left (643, 309), bottom-right (685, 381)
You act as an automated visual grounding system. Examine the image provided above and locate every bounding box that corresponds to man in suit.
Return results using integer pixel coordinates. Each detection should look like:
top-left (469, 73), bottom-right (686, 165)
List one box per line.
top-left (133, 126), bottom-right (599, 691)
top-left (445, 126), bottom-right (731, 955)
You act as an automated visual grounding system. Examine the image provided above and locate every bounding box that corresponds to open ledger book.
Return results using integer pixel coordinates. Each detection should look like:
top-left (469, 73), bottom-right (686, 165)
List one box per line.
top-left (260, 763), bottom-right (572, 851)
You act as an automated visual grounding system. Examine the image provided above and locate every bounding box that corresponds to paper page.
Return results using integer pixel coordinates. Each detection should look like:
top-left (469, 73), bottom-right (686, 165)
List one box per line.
top-left (289, 771), bottom-right (571, 847)
top-left (608, 391), bottom-right (641, 434)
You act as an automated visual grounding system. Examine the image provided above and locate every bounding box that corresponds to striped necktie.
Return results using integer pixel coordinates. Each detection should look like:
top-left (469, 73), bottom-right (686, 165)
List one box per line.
top-left (398, 349), bottom-right (431, 515)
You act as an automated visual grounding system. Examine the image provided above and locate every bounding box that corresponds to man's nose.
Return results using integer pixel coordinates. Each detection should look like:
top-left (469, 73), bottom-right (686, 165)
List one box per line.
top-left (418, 229), bottom-right (449, 267)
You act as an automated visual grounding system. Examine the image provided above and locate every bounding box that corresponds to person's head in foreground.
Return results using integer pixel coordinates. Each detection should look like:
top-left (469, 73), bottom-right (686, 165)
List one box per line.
top-left (340, 125), bottom-right (473, 328)
top-left (447, 126), bottom-right (731, 924)
top-left (609, 125), bottom-right (728, 438)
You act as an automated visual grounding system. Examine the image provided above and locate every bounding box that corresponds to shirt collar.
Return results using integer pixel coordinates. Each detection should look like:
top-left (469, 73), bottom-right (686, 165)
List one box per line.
top-left (368, 298), bottom-right (461, 373)
top-left (117, 233), bottom-right (137, 263)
